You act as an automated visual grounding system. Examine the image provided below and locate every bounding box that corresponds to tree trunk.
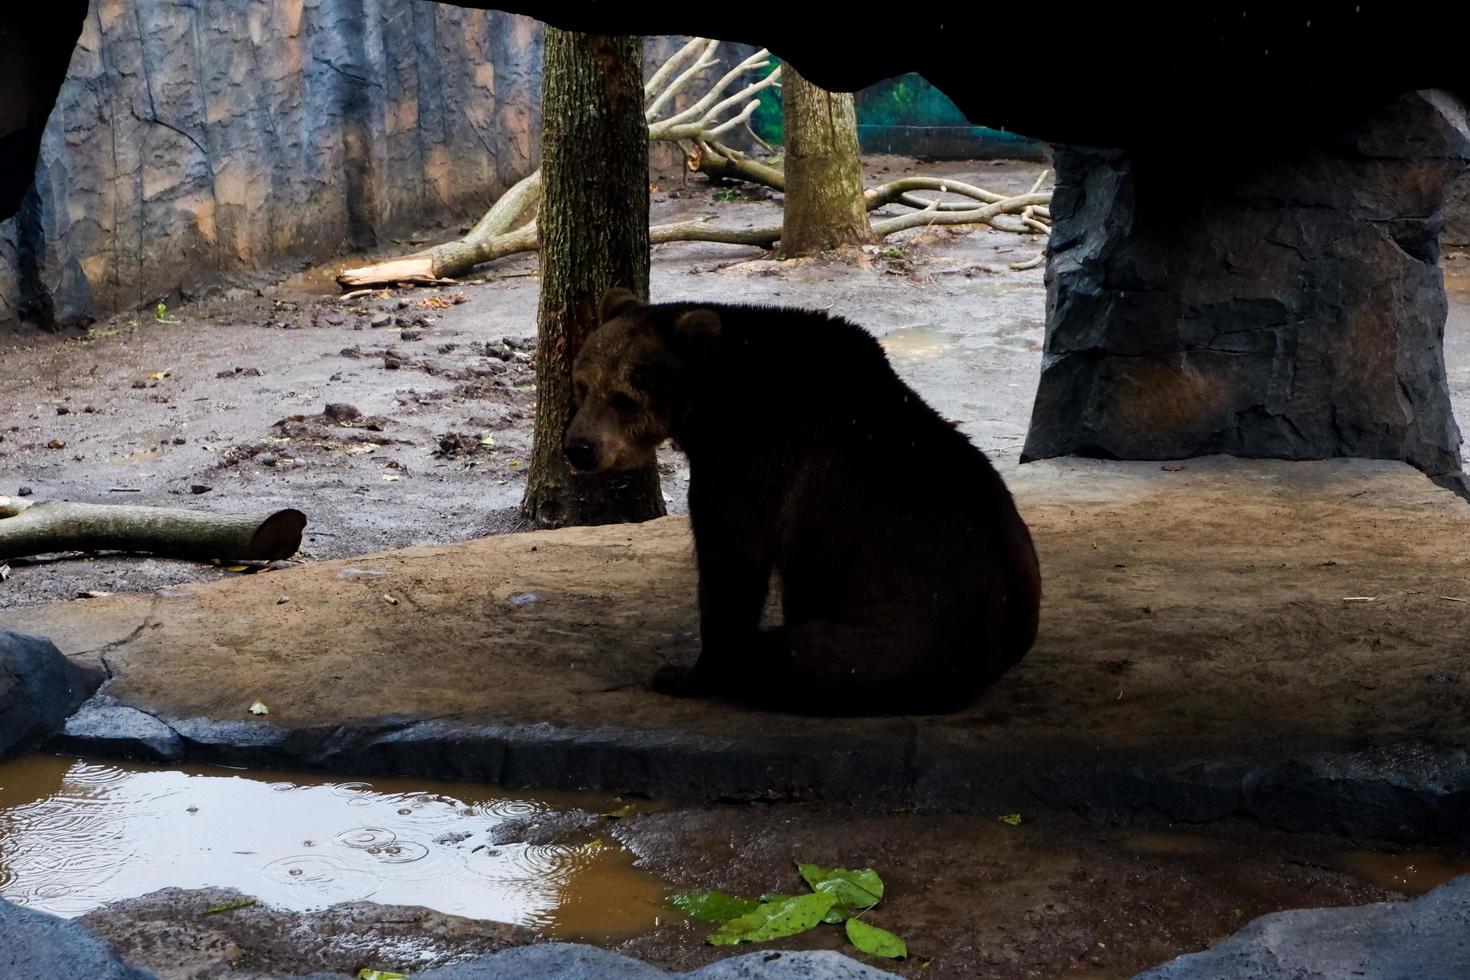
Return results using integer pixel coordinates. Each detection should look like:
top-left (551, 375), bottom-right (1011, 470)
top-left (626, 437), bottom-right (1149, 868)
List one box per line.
top-left (779, 65), bottom-right (873, 256)
top-left (520, 29), bottom-right (665, 529)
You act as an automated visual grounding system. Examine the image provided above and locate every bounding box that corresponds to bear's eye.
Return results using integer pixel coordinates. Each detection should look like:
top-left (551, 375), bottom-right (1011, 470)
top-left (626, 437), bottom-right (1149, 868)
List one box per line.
top-left (610, 392), bottom-right (639, 414)
top-left (573, 379), bottom-right (589, 403)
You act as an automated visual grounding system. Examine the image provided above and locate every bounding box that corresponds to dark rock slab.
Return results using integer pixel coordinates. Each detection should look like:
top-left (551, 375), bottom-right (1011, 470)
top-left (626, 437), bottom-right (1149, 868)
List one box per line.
top-left (0, 628), bottom-right (102, 760)
top-left (1024, 91), bottom-right (1470, 492)
top-left (0, 896), bottom-right (155, 980)
top-left (1135, 871), bottom-right (1470, 979)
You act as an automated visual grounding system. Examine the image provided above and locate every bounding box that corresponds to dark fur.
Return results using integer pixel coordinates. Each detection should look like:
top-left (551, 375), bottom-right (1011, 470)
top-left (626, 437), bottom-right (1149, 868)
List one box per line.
top-left (568, 289), bottom-right (1042, 715)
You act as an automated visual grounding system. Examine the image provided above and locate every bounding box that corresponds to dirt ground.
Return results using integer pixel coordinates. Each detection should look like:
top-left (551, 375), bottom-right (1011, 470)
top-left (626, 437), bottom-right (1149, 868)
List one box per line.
top-left (0, 156), bottom-right (1047, 609)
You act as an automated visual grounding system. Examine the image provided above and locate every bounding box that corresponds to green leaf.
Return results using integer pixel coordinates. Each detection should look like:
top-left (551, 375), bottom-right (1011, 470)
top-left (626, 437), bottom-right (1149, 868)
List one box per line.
top-left (356, 971), bottom-right (408, 980)
top-left (796, 862), bottom-right (884, 913)
top-left (201, 897), bottom-right (255, 916)
top-left (668, 891), bottom-right (760, 924)
top-left (757, 892), bottom-right (845, 923)
top-left (998, 813), bottom-right (1022, 826)
top-left (846, 918), bottom-right (908, 959)
top-left (708, 892), bottom-right (836, 946)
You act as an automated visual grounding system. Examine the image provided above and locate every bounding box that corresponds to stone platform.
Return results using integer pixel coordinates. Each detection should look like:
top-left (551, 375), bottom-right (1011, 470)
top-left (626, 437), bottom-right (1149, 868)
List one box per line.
top-left (6, 458), bottom-right (1470, 842)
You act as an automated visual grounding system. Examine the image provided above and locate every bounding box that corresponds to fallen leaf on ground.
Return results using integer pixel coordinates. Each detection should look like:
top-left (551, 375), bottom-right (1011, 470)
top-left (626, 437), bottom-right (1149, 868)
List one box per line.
top-left (998, 813), bottom-right (1023, 826)
top-left (796, 863), bottom-right (884, 916)
top-left (846, 917), bottom-right (908, 959)
top-left (709, 892), bottom-right (836, 946)
top-left (248, 700), bottom-right (269, 716)
top-left (202, 898), bottom-right (256, 916)
top-left (668, 891), bottom-right (760, 924)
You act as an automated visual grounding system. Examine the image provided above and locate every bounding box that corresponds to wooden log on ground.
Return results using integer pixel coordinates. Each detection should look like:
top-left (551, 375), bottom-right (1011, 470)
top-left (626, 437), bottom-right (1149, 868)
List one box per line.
top-left (0, 497), bottom-right (307, 562)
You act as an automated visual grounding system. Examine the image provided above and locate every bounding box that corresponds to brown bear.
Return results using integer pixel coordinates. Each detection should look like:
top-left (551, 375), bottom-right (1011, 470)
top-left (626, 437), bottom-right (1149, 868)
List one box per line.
top-left (564, 288), bottom-right (1041, 715)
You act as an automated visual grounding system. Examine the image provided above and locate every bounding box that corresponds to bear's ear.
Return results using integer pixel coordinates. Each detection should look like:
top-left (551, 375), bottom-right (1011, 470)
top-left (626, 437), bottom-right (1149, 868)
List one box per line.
top-left (598, 287), bottom-right (643, 323)
top-left (672, 308), bottom-right (721, 351)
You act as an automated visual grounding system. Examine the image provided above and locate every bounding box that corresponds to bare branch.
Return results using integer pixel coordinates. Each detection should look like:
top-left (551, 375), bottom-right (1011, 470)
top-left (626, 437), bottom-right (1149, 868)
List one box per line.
top-left (657, 47), bottom-right (774, 130)
top-left (644, 37), bottom-right (706, 101)
top-left (644, 39), bottom-right (720, 122)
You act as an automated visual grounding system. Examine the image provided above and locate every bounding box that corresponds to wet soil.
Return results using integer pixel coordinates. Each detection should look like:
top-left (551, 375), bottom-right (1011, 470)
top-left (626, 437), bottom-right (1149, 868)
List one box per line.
top-left (0, 157), bottom-right (1047, 609)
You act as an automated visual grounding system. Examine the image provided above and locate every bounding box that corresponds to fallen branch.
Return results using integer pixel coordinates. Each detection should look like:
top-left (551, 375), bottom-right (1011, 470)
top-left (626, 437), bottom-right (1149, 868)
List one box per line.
top-left (687, 141), bottom-right (785, 190)
top-left (338, 39), bottom-right (1053, 289)
top-left (337, 173), bottom-right (541, 288)
top-left (869, 192), bottom-right (1053, 236)
top-left (0, 496), bottom-right (307, 562)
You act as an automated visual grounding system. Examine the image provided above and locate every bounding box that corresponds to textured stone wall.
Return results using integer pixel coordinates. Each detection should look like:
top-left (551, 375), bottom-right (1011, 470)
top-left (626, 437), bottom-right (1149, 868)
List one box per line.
top-left (0, 7), bottom-right (764, 331)
top-left (1023, 91), bottom-right (1470, 490)
top-left (1, 0), bottom-right (544, 329)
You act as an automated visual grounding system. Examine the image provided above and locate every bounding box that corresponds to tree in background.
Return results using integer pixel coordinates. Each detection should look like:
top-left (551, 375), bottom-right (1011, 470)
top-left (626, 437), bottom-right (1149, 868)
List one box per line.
top-left (778, 65), bottom-right (873, 256)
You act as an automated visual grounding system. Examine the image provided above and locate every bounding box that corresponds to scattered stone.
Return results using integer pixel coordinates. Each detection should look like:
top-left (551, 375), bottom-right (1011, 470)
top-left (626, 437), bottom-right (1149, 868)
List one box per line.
top-left (53, 693), bottom-right (184, 763)
top-left (413, 945), bottom-right (901, 979)
top-left (324, 403), bottom-right (362, 422)
top-left (189, 484), bottom-right (212, 495)
top-left (17, 486), bottom-right (33, 496)
top-left (401, 329), bottom-right (424, 341)
top-left (0, 630), bottom-right (103, 761)
top-left (1, 897), bottom-right (155, 980)
top-left (1137, 873), bottom-right (1470, 980)
top-left (370, 312), bottom-right (392, 328)
top-left (80, 887), bottom-right (530, 980)
top-left (55, 405), bottom-right (70, 415)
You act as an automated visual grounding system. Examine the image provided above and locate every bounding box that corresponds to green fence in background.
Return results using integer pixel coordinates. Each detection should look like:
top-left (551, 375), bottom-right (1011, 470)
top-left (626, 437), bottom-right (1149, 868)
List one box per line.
top-left (750, 62), bottom-right (1046, 160)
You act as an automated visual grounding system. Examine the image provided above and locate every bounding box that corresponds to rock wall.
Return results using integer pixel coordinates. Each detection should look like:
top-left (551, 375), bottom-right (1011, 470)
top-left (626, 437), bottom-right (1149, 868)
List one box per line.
top-left (1023, 91), bottom-right (1470, 491)
top-left (0, 7), bottom-right (765, 331)
top-left (0, 0), bottom-right (545, 330)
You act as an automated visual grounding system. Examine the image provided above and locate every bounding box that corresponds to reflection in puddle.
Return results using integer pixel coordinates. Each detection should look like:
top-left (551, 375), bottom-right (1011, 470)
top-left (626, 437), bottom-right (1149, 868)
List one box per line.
top-left (881, 324), bottom-right (964, 361)
top-left (0, 755), bottom-right (668, 940)
top-left (1119, 831), bottom-right (1470, 898)
top-left (1340, 850), bottom-right (1470, 896)
top-left (881, 319), bottom-right (1042, 361)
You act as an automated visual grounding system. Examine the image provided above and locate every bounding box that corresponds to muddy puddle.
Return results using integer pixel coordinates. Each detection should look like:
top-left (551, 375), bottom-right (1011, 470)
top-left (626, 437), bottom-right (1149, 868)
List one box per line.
top-left (0, 755), bottom-right (670, 941)
top-left (1117, 832), bottom-right (1470, 897)
top-left (881, 319), bottom-right (1042, 362)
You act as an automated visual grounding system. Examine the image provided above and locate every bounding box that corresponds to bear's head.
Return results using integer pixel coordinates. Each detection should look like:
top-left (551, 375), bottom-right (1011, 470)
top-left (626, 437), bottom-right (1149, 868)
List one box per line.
top-left (563, 288), bottom-right (719, 472)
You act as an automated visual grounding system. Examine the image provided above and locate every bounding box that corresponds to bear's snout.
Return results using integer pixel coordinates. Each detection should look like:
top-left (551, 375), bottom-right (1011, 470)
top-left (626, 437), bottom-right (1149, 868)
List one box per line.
top-left (564, 437), bottom-right (600, 472)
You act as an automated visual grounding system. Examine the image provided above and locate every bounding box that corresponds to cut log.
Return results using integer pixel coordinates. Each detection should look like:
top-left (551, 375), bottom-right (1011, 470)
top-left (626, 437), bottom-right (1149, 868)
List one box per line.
top-left (0, 497), bottom-right (307, 562)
